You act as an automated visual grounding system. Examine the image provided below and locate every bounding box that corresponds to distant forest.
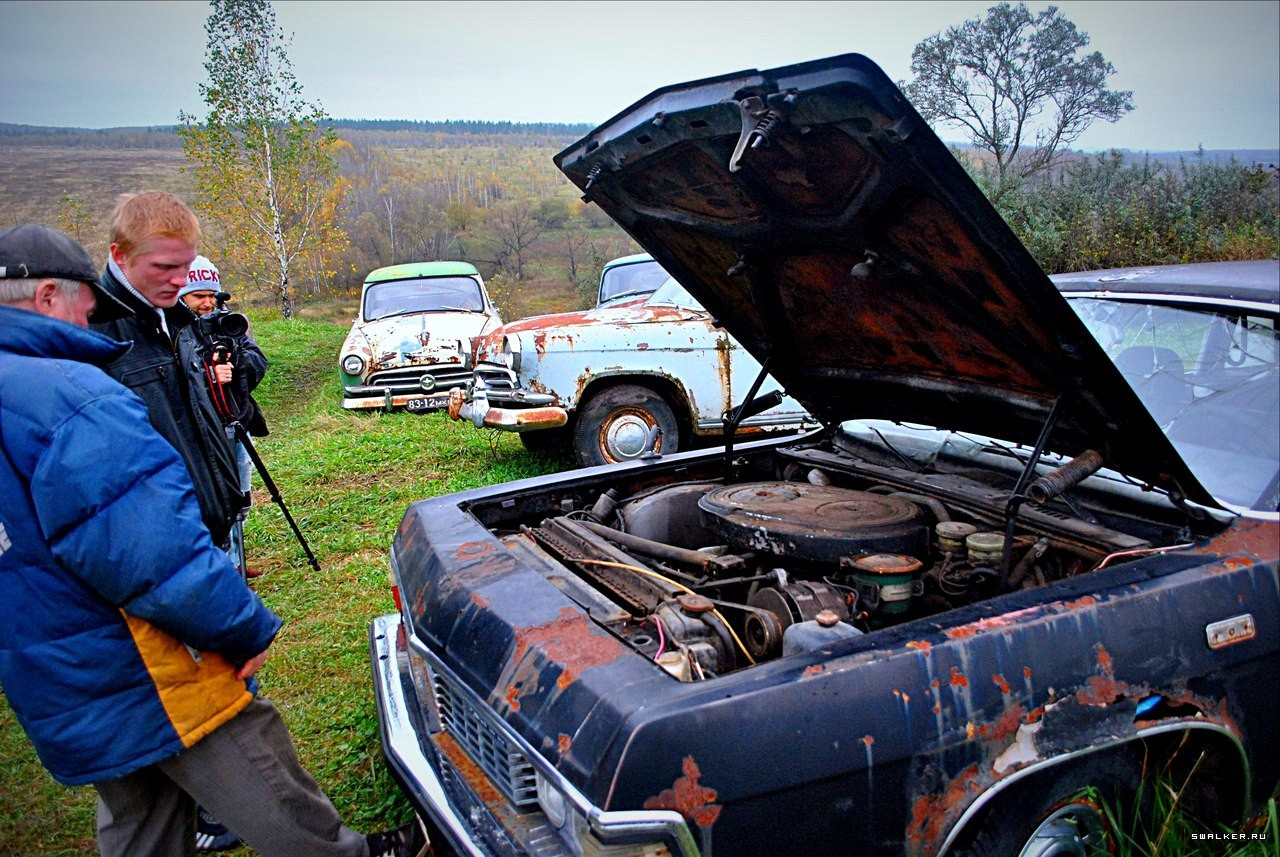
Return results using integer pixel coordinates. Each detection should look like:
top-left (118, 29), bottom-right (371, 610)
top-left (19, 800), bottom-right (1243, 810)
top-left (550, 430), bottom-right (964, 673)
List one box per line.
top-left (1, 121), bottom-right (1275, 321)
top-left (0, 119), bottom-right (593, 150)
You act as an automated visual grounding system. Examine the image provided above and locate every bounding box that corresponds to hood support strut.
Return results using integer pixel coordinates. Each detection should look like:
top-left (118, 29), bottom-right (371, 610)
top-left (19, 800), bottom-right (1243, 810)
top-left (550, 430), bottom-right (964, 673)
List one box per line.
top-left (999, 396), bottom-right (1064, 591)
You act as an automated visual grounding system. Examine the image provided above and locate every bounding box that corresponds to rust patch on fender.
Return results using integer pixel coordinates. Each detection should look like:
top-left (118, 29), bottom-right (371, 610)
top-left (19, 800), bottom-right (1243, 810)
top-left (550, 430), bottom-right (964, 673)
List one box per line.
top-left (949, 668), bottom-right (969, 688)
top-left (906, 640), bottom-right (931, 650)
top-left (908, 763), bottom-right (981, 847)
top-left (1064, 595), bottom-right (1097, 609)
top-left (512, 606), bottom-right (627, 691)
top-left (504, 685), bottom-right (521, 711)
top-left (803, 663), bottom-right (826, 677)
top-left (470, 592), bottom-right (491, 609)
top-left (558, 734), bottom-right (572, 756)
top-left (943, 606), bottom-right (1045, 639)
top-left (457, 541), bottom-right (494, 560)
top-left (992, 674), bottom-right (1010, 695)
top-left (643, 756), bottom-right (722, 829)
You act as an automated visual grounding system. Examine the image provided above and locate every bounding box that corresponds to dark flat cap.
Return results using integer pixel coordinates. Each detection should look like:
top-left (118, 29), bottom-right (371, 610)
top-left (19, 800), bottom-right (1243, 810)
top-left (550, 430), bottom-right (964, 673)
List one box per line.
top-left (0, 224), bottom-right (131, 322)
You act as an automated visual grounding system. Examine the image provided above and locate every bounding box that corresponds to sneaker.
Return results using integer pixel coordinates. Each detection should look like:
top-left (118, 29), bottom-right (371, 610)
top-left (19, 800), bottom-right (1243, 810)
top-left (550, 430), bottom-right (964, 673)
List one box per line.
top-left (195, 806), bottom-right (241, 852)
top-left (365, 817), bottom-right (429, 857)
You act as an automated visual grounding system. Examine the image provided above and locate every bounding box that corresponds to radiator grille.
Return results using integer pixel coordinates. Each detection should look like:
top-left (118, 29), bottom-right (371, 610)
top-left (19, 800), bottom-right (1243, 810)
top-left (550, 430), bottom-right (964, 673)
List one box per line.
top-left (431, 671), bottom-right (538, 807)
top-left (368, 364), bottom-right (472, 391)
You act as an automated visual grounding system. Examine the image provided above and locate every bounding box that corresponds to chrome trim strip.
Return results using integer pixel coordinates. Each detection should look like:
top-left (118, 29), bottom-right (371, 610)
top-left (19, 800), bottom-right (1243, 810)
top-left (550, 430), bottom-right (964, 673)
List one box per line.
top-left (938, 720), bottom-right (1250, 855)
top-left (1062, 291), bottom-right (1276, 315)
top-left (369, 614), bottom-right (490, 857)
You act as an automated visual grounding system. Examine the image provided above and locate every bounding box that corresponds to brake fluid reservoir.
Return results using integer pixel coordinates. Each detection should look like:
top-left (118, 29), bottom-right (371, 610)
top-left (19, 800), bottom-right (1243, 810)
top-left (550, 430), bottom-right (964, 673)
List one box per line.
top-left (936, 522), bottom-right (978, 555)
top-left (966, 532), bottom-right (1006, 566)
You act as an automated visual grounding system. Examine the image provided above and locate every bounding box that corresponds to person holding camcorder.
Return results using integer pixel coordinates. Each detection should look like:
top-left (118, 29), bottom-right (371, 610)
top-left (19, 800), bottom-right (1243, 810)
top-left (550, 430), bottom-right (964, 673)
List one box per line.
top-left (180, 255), bottom-right (270, 581)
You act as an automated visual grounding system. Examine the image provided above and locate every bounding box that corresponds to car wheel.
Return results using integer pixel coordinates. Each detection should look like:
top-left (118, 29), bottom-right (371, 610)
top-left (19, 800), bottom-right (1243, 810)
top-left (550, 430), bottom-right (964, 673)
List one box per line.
top-left (574, 384), bottom-right (679, 467)
top-left (952, 755), bottom-right (1145, 857)
top-left (519, 426), bottom-right (572, 456)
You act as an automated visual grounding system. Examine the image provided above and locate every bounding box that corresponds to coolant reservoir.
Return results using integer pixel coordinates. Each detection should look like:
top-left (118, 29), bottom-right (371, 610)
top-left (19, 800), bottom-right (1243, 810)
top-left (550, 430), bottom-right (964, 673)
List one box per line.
top-left (782, 609), bottom-right (863, 655)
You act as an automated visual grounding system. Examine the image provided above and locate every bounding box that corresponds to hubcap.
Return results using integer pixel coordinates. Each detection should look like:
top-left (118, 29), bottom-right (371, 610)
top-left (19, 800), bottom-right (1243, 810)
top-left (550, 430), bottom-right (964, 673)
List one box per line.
top-left (600, 410), bottom-right (656, 461)
top-left (1020, 801), bottom-right (1109, 857)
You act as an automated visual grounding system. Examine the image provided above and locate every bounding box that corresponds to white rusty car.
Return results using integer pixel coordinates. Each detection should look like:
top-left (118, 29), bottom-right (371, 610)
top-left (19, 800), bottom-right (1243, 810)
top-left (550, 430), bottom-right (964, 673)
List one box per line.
top-left (339, 261), bottom-right (502, 410)
top-left (449, 256), bottom-right (811, 466)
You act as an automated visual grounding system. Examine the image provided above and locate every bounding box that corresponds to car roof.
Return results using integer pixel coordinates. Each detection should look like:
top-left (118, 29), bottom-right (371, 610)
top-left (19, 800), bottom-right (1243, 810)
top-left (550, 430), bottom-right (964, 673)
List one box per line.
top-left (1051, 260), bottom-right (1279, 309)
top-left (602, 253), bottom-right (656, 270)
top-left (364, 261), bottom-right (480, 284)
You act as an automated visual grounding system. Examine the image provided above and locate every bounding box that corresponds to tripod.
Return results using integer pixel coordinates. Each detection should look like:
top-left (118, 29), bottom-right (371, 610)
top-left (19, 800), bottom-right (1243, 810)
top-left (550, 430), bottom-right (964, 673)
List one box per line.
top-left (232, 421), bottom-right (321, 573)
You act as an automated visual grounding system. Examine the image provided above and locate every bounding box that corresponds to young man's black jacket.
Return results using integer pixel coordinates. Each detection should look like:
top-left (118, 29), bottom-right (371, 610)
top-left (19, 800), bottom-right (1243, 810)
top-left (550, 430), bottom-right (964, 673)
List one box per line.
top-left (92, 267), bottom-right (244, 546)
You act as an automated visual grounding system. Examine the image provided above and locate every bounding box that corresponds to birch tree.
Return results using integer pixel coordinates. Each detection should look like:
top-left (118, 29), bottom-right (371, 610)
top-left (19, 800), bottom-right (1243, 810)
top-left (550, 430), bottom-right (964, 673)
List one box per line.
top-left (179, 0), bottom-right (347, 317)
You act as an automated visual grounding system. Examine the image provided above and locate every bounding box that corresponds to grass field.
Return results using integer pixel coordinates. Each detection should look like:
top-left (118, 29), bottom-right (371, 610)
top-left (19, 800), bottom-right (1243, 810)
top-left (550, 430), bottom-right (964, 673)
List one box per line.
top-left (0, 315), bottom-right (572, 855)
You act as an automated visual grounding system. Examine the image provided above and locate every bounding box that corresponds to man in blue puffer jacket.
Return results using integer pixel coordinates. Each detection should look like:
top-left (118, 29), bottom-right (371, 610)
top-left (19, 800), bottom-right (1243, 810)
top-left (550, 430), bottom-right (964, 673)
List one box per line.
top-left (0, 226), bottom-right (423, 857)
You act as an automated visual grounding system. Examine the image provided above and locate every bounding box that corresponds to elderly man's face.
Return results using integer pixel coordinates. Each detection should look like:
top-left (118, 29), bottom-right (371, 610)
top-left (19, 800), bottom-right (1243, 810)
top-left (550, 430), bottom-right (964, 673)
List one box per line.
top-left (112, 238), bottom-right (198, 308)
top-left (182, 289), bottom-right (219, 317)
top-left (50, 283), bottom-right (98, 328)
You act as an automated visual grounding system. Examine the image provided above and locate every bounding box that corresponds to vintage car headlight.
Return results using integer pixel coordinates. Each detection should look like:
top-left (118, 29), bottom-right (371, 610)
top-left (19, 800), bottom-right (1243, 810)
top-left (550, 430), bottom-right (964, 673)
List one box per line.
top-left (535, 771), bottom-right (568, 829)
top-left (502, 334), bottom-right (523, 373)
top-left (342, 354), bottom-right (365, 376)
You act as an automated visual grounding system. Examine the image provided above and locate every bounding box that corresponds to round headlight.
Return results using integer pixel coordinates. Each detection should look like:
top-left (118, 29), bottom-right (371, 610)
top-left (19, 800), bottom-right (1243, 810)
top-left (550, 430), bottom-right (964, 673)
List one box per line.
top-left (342, 354), bottom-right (366, 376)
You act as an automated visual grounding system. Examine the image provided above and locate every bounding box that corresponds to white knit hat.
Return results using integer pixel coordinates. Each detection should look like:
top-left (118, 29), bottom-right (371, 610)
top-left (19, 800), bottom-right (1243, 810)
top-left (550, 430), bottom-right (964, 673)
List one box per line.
top-left (179, 255), bottom-right (222, 299)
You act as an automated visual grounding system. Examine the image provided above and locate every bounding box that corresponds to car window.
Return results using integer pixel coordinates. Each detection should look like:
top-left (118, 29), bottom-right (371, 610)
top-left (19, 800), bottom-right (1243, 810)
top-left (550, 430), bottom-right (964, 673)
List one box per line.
top-left (1070, 297), bottom-right (1280, 512)
top-left (363, 277), bottom-right (484, 321)
top-left (599, 259), bottom-right (671, 304)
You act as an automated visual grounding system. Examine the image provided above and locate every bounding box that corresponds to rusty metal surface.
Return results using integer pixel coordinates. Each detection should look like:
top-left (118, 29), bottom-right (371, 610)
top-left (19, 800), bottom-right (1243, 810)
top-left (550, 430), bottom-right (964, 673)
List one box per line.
top-left (460, 281), bottom-right (810, 436)
top-left (554, 53), bottom-right (1216, 508)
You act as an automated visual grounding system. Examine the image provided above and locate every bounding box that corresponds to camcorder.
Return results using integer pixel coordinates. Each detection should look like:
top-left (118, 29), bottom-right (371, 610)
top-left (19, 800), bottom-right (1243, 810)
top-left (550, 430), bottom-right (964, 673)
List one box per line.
top-left (197, 291), bottom-right (250, 339)
top-left (195, 291), bottom-right (250, 363)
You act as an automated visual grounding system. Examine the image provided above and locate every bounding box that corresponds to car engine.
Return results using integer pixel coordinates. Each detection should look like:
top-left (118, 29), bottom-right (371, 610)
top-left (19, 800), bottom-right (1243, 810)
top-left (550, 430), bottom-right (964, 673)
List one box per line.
top-left (496, 435), bottom-right (1175, 680)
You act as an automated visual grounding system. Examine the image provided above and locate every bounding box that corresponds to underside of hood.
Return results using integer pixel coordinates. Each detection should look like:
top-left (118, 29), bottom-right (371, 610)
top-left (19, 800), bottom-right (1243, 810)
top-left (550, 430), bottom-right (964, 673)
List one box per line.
top-left (554, 53), bottom-right (1215, 509)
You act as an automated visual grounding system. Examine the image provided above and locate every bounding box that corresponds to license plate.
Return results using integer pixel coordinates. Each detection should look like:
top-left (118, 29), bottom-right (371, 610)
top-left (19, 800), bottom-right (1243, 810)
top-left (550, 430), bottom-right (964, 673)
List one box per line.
top-left (406, 395), bottom-right (449, 412)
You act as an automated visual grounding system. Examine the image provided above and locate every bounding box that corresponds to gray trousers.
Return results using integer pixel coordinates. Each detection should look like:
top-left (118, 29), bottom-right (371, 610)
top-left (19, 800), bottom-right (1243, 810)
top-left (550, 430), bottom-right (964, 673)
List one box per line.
top-left (94, 697), bottom-right (368, 857)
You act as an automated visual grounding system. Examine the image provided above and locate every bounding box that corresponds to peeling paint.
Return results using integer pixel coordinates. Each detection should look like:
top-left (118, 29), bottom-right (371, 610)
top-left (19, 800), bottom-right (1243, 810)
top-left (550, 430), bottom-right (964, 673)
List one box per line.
top-left (643, 756), bottom-right (722, 829)
top-left (908, 764), bottom-right (981, 847)
top-left (511, 607), bottom-right (628, 695)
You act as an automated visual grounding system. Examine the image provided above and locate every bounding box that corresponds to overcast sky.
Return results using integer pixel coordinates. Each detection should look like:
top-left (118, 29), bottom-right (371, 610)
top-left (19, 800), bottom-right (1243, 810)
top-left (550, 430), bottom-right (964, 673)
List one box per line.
top-left (2, 0), bottom-right (1277, 152)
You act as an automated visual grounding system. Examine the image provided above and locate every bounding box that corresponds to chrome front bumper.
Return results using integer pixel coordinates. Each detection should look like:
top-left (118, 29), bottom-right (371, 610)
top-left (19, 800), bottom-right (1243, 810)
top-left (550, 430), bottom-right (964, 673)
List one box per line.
top-left (368, 614), bottom-right (700, 857)
top-left (446, 378), bottom-right (568, 433)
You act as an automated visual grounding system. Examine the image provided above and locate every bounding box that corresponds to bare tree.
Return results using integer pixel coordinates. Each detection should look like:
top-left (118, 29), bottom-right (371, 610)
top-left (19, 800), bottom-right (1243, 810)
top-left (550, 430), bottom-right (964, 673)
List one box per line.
top-left (487, 200), bottom-right (544, 279)
top-left (905, 2), bottom-right (1133, 201)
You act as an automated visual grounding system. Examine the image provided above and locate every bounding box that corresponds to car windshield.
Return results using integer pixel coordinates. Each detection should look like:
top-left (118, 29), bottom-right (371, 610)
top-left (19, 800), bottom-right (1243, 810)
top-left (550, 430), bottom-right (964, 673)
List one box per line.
top-left (645, 277), bottom-right (704, 311)
top-left (1068, 296), bottom-right (1279, 512)
top-left (363, 276), bottom-right (484, 321)
top-left (599, 259), bottom-right (671, 304)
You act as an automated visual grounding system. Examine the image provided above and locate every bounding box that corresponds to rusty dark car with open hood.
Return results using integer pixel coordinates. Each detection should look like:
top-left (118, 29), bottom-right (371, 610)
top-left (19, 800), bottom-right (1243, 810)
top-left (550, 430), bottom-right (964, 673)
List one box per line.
top-left (369, 55), bottom-right (1279, 857)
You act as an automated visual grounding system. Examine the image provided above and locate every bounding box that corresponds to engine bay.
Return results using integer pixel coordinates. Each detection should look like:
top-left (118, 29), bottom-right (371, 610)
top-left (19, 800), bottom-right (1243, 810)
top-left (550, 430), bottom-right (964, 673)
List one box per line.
top-left (475, 430), bottom-right (1205, 680)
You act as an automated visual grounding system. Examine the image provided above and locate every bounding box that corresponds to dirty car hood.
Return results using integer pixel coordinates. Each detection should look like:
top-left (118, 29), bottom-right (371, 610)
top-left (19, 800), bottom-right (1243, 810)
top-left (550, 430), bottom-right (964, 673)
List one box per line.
top-left (555, 53), bottom-right (1214, 508)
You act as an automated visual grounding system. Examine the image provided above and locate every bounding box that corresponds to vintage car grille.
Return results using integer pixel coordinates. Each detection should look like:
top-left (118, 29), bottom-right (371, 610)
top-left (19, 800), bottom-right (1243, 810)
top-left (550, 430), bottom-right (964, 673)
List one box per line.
top-left (473, 363), bottom-right (518, 395)
top-left (431, 669), bottom-right (538, 807)
top-left (367, 364), bottom-right (472, 392)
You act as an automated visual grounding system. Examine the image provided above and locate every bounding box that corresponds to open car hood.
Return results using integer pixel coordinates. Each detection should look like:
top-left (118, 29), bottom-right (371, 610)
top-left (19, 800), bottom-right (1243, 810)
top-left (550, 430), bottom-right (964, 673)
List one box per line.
top-left (555, 53), bottom-right (1216, 510)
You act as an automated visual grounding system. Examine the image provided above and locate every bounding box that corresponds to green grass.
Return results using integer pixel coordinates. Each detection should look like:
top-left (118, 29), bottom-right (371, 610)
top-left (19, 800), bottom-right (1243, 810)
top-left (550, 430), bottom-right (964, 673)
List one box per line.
top-left (0, 316), bottom-right (572, 855)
